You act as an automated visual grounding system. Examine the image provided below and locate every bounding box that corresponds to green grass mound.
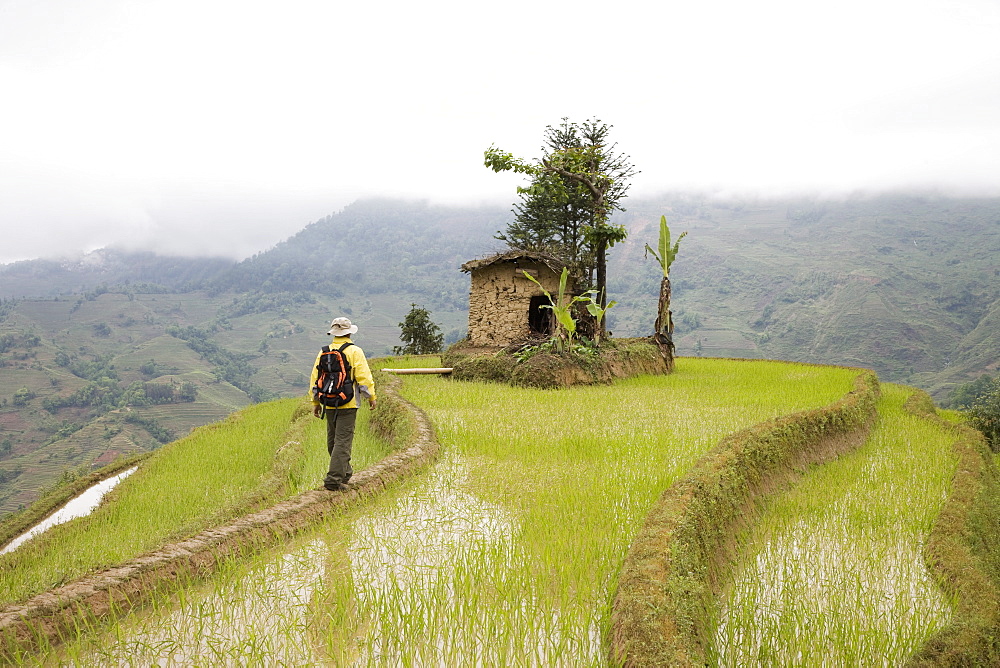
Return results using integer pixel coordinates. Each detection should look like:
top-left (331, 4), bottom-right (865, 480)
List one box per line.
top-left (443, 337), bottom-right (668, 388)
top-left (905, 390), bottom-right (1000, 666)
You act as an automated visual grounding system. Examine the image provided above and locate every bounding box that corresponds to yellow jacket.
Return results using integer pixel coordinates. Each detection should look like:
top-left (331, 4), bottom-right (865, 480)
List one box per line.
top-left (309, 336), bottom-right (376, 409)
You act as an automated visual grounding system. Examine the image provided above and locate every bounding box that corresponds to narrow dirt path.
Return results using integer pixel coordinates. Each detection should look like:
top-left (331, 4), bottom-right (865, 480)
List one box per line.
top-left (0, 380), bottom-right (439, 658)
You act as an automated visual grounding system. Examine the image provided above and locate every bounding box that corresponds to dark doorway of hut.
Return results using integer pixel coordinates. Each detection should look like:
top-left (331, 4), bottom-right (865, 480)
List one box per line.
top-left (528, 295), bottom-right (554, 337)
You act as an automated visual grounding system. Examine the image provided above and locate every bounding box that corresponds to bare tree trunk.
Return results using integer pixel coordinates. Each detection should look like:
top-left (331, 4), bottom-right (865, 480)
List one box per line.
top-left (596, 238), bottom-right (608, 309)
top-left (653, 276), bottom-right (675, 371)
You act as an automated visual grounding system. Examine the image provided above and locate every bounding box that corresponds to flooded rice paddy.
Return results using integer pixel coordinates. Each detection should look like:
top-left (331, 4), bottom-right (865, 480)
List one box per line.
top-left (28, 361), bottom-right (956, 665)
top-left (56, 452), bottom-right (603, 666)
top-left (1, 467), bottom-right (137, 556)
top-left (713, 384), bottom-right (958, 666)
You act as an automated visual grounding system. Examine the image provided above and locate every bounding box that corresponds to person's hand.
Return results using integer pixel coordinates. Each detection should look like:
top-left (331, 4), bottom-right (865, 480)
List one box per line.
top-left (368, 397), bottom-right (377, 410)
top-left (312, 404), bottom-right (322, 418)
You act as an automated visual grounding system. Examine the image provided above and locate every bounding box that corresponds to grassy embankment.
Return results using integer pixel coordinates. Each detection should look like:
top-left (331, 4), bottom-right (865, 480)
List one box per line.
top-left (904, 389), bottom-right (1000, 665)
top-left (38, 357), bottom-right (863, 665)
top-left (610, 363), bottom-right (881, 665)
top-left (0, 390), bottom-right (393, 608)
top-left (712, 383), bottom-right (958, 665)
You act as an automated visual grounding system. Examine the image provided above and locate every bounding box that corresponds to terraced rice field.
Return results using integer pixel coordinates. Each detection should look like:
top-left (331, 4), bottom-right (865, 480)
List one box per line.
top-left (4, 358), bottom-right (976, 665)
top-left (712, 384), bottom-right (959, 665)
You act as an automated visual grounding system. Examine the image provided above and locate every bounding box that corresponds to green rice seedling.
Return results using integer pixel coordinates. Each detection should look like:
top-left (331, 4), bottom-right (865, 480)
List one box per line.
top-left (712, 383), bottom-right (959, 666)
top-left (46, 474), bottom-right (438, 666)
top-left (29, 358), bottom-right (862, 665)
top-left (0, 394), bottom-right (394, 609)
top-left (342, 359), bottom-right (856, 664)
top-left (38, 357), bottom-right (858, 665)
top-left (48, 536), bottom-right (334, 666)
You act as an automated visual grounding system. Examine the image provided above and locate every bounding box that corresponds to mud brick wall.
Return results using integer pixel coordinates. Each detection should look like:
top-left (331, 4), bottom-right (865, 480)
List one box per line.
top-left (466, 260), bottom-right (562, 347)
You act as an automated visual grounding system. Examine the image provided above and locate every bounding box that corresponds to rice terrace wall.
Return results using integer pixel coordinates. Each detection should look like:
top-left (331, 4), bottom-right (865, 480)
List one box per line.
top-left (3, 357), bottom-right (1000, 663)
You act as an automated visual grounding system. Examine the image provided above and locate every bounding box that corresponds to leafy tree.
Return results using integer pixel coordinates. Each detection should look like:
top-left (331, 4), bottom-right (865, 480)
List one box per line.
top-left (394, 304), bottom-right (444, 355)
top-left (485, 118), bottom-right (637, 315)
top-left (12, 387), bottom-right (34, 407)
top-left (177, 381), bottom-right (198, 402)
top-left (118, 382), bottom-right (150, 407)
top-left (946, 374), bottom-right (994, 409)
top-left (966, 378), bottom-right (1000, 452)
top-left (144, 382), bottom-right (176, 404)
top-left (0, 333), bottom-right (36, 353)
top-left (68, 354), bottom-right (118, 382)
top-left (644, 215), bottom-right (687, 366)
top-left (496, 121), bottom-right (596, 265)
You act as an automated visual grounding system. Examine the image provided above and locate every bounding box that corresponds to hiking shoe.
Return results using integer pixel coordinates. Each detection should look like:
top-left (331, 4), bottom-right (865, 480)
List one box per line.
top-left (324, 482), bottom-right (347, 492)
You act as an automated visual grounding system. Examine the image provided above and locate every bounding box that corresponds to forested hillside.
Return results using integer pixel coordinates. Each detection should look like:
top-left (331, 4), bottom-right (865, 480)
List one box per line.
top-left (0, 192), bottom-right (996, 517)
top-left (609, 193), bottom-right (999, 399)
top-left (209, 199), bottom-right (508, 314)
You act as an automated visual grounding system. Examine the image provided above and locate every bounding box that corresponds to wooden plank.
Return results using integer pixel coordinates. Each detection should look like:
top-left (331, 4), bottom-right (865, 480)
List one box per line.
top-left (381, 368), bottom-right (453, 375)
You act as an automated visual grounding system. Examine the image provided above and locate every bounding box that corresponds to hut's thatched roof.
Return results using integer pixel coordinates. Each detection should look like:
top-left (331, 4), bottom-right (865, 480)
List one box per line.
top-left (460, 250), bottom-right (566, 274)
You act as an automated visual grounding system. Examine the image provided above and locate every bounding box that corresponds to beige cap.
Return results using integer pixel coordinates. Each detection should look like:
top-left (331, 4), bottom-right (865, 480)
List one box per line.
top-left (326, 317), bottom-right (359, 336)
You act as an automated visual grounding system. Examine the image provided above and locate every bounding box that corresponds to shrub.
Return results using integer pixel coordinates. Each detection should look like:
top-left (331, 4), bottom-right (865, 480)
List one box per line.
top-left (966, 378), bottom-right (1000, 451)
top-left (11, 387), bottom-right (34, 407)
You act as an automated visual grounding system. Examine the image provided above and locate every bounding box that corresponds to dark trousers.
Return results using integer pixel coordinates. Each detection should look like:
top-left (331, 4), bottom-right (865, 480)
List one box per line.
top-left (324, 408), bottom-right (357, 487)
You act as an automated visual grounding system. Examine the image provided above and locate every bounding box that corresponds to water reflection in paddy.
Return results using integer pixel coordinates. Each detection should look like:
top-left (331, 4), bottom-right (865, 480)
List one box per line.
top-left (65, 453), bottom-right (527, 666)
top-left (1, 467), bottom-right (137, 556)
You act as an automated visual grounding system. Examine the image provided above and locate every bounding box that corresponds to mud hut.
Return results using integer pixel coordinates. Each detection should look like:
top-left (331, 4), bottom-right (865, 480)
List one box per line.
top-left (460, 250), bottom-right (573, 347)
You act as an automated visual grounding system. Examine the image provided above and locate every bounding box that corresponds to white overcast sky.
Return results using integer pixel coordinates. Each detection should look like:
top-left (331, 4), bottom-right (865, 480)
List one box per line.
top-left (2, 0), bottom-right (999, 264)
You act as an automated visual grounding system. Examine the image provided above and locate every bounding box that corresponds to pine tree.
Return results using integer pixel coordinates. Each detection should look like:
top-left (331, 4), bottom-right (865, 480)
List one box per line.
top-left (487, 118), bottom-right (637, 313)
top-left (394, 304), bottom-right (444, 355)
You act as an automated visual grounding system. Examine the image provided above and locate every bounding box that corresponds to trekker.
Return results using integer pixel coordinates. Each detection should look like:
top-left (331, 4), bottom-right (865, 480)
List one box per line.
top-left (310, 317), bottom-right (377, 491)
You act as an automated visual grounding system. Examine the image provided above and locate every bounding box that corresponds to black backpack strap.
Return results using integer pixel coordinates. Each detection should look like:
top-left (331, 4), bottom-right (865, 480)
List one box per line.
top-left (337, 342), bottom-right (355, 380)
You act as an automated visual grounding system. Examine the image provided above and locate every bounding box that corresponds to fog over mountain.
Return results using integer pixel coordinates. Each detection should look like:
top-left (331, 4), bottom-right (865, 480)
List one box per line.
top-left (2, 0), bottom-right (1000, 264)
top-left (0, 193), bottom-right (997, 517)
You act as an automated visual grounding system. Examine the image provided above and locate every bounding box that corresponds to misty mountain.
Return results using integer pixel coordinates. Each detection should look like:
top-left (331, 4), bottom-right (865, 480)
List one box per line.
top-left (206, 198), bottom-right (508, 312)
top-left (2, 193), bottom-right (997, 395)
top-left (607, 193), bottom-right (999, 398)
top-left (0, 250), bottom-right (235, 299)
top-left (0, 193), bottom-right (997, 517)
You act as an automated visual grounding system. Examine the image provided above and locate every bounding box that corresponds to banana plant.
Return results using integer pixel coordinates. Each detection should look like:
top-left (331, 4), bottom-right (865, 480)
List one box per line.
top-left (644, 215), bottom-right (687, 367)
top-left (645, 215), bottom-right (687, 278)
top-left (585, 293), bottom-right (617, 346)
top-left (522, 267), bottom-right (592, 352)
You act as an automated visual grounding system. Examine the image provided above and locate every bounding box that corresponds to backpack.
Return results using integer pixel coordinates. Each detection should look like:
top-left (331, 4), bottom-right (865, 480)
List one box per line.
top-left (313, 342), bottom-right (355, 408)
